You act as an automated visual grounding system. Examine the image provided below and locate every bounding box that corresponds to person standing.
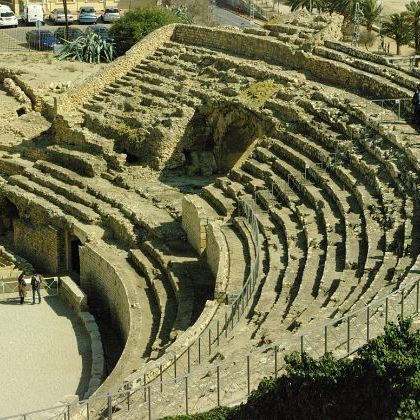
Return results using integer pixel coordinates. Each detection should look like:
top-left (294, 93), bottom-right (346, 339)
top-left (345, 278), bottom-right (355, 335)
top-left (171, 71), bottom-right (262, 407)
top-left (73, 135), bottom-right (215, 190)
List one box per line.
top-left (412, 84), bottom-right (420, 125)
top-left (31, 273), bottom-right (43, 304)
top-left (17, 272), bottom-right (27, 305)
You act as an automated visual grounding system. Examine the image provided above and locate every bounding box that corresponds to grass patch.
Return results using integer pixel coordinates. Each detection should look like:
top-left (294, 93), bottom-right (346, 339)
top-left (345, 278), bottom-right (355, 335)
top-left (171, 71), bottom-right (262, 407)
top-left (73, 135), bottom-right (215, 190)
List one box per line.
top-left (238, 80), bottom-right (279, 108)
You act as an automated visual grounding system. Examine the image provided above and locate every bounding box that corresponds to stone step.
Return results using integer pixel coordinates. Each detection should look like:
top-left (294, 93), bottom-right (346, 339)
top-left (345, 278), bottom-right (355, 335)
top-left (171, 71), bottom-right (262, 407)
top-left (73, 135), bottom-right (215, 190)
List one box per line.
top-left (0, 153), bottom-right (33, 176)
top-left (129, 249), bottom-right (177, 351)
top-left (25, 165), bottom-right (138, 247)
top-left (201, 184), bottom-right (236, 217)
top-left (8, 174), bottom-right (101, 225)
top-left (46, 145), bottom-right (107, 177)
top-left (315, 42), bottom-right (417, 92)
top-left (221, 223), bottom-right (249, 302)
top-left (142, 240), bottom-right (195, 333)
top-left (2, 183), bottom-right (104, 241)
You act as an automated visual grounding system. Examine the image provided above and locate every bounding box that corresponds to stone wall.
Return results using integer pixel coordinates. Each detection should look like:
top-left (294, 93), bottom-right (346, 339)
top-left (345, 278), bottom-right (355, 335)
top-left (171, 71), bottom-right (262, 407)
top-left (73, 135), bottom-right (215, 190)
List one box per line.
top-left (59, 24), bottom-right (176, 112)
top-left (59, 275), bottom-right (88, 313)
top-left (182, 195), bottom-right (209, 255)
top-left (206, 221), bottom-right (228, 301)
top-left (13, 219), bottom-right (63, 274)
top-left (172, 25), bottom-right (409, 103)
top-left (79, 244), bottom-right (130, 342)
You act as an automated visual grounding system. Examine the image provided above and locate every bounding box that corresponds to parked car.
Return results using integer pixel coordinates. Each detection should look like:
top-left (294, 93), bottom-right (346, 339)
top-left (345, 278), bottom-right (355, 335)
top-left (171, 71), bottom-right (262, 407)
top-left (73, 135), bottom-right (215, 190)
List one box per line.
top-left (101, 8), bottom-right (120, 23)
top-left (54, 27), bottom-right (83, 42)
top-left (22, 4), bottom-right (44, 25)
top-left (50, 8), bottom-right (75, 24)
top-left (78, 6), bottom-right (97, 24)
top-left (26, 29), bottom-right (58, 49)
top-left (0, 5), bottom-right (18, 27)
top-left (86, 25), bottom-right (112, 42)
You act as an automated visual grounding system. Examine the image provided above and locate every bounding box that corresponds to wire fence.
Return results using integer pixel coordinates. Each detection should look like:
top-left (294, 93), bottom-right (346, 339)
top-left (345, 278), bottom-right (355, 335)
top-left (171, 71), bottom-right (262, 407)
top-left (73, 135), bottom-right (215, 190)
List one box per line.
top-left (2, 189), bottom-right (419, 419)
top-left (366, 97), bottom-right (412, 123)
top-left (0, 276), bottom-right (59, 298)
top-left (0, 25), bottom-right (109, 53)
top-left (3, 275), bottom-right (418, 419)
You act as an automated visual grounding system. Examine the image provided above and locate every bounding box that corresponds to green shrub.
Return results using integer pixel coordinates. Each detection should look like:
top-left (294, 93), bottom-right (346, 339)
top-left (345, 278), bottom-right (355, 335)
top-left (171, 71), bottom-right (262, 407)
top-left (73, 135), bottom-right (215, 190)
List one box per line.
top-left (58, 32), bottom-right (114, 63)
top-left (109, 7), bottom-right (182, 56)
top-left (168, 318), bottom-right (420, 420)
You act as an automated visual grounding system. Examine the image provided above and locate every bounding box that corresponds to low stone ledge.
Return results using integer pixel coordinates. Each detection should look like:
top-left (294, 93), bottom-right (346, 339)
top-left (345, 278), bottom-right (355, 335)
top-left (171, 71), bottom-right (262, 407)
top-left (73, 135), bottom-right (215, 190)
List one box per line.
top-left (59, 276), bottom-right (88, 313)
top-left (206, 221), bottom-right (229, 301)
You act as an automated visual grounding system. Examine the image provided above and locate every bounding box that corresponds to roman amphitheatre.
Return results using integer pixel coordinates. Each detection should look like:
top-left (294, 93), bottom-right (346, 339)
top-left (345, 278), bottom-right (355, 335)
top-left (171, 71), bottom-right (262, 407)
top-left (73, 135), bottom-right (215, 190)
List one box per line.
top-left (0, 6), bottom-right (419, 420)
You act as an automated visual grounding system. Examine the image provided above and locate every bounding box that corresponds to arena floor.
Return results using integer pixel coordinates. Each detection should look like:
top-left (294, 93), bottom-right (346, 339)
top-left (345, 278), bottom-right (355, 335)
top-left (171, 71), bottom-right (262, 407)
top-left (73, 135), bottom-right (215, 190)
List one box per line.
top-left (0, 293), bottom-right (91, 417)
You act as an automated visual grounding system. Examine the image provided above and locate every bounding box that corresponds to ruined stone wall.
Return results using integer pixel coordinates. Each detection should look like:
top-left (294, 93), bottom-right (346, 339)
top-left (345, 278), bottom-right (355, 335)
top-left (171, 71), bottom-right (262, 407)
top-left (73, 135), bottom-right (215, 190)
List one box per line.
top-left (172, 25), bottom-right (409, 102)
top-left (182, 195), bottom-right (209, 255)
top-left (59, 24), bottom-right (176, 112)
top-left (79, 244), bottom-right (130, 342)
top-left (13, 220), bottom-right (63, 274)
top-left (206, 222), bottom-right (228, 301)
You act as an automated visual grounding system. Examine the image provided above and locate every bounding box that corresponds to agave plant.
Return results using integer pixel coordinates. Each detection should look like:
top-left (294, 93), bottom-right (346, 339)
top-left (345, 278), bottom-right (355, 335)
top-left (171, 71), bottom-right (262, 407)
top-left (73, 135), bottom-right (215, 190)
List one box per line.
top-left (58, 32), bottom-right (114, 63)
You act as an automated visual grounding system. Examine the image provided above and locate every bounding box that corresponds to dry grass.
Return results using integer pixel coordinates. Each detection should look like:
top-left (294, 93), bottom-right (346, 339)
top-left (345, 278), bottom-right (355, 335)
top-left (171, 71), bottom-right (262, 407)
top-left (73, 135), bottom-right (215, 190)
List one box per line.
top-left (239, 80), bottom-right (280, 107)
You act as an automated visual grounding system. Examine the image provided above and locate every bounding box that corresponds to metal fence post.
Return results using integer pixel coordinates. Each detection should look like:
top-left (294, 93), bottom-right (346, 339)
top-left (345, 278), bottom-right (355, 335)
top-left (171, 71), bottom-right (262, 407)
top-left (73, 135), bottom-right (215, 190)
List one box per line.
top-left (225, 312), bottom-right (228, 337)
top-left (385, 297), bottom-right (388, 325)
top-left (108, 395), bottom-right (112, 419)
top-left (185, 376), bottom-right (189, 415)
top-left (300, 335), bottom-right (304, 354)
top-left (217, 320), bottom-right (220, 346)
top-left (401, 289), bottom-right (404, 318)
top-left (247, 355), bottom-right (250, 395)
top-left (187, 346), bottom-right (191, 374)
top-left (274, 345), bottom-right (278, 378)
top-left (148, 386), bottom-right (151, 420)
top-left (174, 355), bottom-right (177, 381)
top-left (86, 401), bottom-right (90, 420)
top-left (198, 336), bottom-right (201, 364)
top-left (324, 325), bottom-right (328, 354)
top-left (347, 316), bottom-right (350, 355)
top-left (67, 404), bottom-right (70, 419)
top-left (217, 365), bottom-right (220, 407)
top-left (367, 306), bottom-right (370, 342)
top-left (208, 329), bottom-right (212, 355)
top-left (160, 364), bottom-right (163, 392)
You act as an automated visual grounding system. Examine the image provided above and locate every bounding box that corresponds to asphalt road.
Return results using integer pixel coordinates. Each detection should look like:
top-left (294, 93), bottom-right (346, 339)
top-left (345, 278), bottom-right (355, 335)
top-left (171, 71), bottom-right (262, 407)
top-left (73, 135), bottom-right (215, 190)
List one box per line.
top-left (211, 5), bottom-right (257, 28)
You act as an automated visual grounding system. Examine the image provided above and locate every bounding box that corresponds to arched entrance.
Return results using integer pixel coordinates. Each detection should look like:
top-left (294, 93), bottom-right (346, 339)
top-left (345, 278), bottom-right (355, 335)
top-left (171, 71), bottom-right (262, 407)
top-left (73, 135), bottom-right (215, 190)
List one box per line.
top-left (69, 235), bottom-right (82, 275)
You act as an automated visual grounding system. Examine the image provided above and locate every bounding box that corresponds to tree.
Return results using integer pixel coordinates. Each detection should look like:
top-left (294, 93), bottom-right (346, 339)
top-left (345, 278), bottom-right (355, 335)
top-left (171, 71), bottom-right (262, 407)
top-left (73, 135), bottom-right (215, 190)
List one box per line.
top-left (405, 1), bottom-right (420, 56)
top-left (361, 0), bottom-right (382, 32)
top-left (285, 0), bottom-right (327, 13)
top-left (109, 7), bottom-right (182, 56)
top-left (382, 12), bottom-right (412, 55)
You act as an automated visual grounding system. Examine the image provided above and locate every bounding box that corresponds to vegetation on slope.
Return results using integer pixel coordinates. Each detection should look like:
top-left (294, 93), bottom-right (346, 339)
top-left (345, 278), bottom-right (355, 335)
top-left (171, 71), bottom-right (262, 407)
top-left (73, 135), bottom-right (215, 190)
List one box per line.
top-left (109, 7), bottom-right (185, 56)
top-left (165, 318), bottom-right (420, 419)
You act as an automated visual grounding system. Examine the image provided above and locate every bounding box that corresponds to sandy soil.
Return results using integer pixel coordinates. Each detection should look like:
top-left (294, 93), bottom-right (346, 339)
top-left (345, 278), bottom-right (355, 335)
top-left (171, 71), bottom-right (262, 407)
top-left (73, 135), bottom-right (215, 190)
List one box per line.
top-left (0, 52), bottom-right (105, 102)
top-left (0, 292), bottom-right (91, 417)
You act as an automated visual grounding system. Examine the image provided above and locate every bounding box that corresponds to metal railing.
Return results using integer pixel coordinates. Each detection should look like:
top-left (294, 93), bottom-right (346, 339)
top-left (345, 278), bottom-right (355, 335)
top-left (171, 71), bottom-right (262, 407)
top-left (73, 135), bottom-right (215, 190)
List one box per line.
top-left (0, 276), bottom-right (59, 299)
top-left (3, 273), bottom-right (418, 419)
top-left (366, 97), bottom-right (412, 122)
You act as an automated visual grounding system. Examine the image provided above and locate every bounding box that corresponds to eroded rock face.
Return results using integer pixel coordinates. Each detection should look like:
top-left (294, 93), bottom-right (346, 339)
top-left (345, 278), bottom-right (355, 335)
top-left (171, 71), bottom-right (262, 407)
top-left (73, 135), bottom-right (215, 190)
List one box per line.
top-left (3, 78), bottom-right (31, 109)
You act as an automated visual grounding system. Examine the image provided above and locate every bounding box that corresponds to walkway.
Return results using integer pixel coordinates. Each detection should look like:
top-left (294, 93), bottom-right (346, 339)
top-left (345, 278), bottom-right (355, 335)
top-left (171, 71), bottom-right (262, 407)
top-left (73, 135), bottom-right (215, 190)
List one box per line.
top-left (0, 292), bottom-right (91, 418)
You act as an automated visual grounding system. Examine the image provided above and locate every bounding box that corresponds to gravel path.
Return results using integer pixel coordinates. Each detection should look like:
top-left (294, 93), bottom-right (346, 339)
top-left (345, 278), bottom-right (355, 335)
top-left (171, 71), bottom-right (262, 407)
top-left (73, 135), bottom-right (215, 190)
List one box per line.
top-left (0, 292), bottom-right (91, 417)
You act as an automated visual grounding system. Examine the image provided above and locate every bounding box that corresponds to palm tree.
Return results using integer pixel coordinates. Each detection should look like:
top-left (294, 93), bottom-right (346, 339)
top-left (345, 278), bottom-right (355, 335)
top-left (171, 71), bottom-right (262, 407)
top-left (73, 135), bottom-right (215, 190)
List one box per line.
top-left (405, 1), bottom-right (420, 55)
top-left (382, 13), bottom-right (412, 55)
top-left (361, 0), bottom-right (382, 33)
top-left (285, 0), bottom-right (326, 13)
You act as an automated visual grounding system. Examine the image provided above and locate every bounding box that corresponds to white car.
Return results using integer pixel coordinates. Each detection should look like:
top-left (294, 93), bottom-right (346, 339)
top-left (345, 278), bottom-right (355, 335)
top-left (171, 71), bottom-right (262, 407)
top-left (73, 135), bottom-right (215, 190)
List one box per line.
top-left (50, 8), bottom-right (75, 24)
top-left (0, 5), bottom-right (18, 27)
top-left (102, 8), bottom-right (120, 23)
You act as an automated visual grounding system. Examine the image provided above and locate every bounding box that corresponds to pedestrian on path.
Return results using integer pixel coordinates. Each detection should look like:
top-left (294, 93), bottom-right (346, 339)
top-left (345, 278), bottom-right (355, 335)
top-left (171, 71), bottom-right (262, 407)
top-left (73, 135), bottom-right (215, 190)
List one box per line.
top-left (17, 271), bottom-right (27, 305)
top-left (31, 273), bottom-right (43, 304)
top-left (412, 84), bottom-right (420, 125)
